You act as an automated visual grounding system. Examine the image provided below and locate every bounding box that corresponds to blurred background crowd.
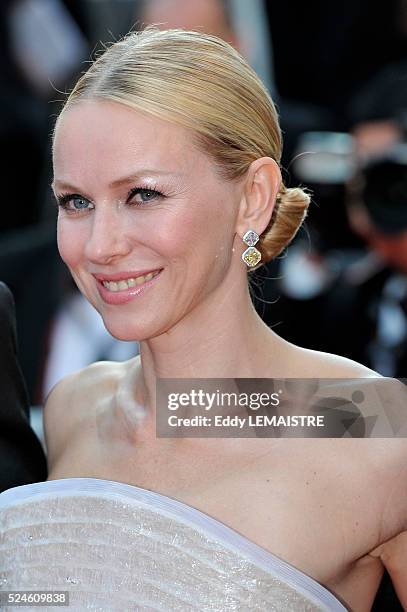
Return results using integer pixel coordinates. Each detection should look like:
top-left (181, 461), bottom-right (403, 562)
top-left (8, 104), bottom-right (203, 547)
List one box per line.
top-left (1, 0), bottom-right (407, 608)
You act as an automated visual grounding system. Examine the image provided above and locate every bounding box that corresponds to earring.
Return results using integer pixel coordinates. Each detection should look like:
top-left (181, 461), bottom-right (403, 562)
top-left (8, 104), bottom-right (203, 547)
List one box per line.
top-left (241, 230), bottom-right (261, 267)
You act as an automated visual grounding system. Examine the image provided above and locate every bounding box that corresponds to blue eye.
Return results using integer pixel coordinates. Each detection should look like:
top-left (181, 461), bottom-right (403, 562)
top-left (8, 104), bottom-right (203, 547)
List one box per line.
top-left (56, 194), bottom-right (93, 212)
top-left (128, 187), bottom-right (163, 205)
top-left (71, 196), bottom-right (90, 209)
top-left (55, 186), bottom-right (164, 213)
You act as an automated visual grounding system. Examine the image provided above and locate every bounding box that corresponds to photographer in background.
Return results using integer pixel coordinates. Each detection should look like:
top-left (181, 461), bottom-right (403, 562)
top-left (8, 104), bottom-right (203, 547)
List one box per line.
top-left (261, 138), bottom-right (407, 380)
top-left (347, 146), bottom-right (407, 377)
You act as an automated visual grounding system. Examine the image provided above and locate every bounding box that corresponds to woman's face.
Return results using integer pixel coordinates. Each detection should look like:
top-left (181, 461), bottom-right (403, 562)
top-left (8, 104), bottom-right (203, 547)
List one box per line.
top-left (53, 100), bottom-right (242, 340)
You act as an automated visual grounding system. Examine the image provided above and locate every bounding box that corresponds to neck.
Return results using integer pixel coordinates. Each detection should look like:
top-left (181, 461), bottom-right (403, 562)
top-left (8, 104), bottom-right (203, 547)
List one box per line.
top-left (133, 271), bottom-right (284, 424)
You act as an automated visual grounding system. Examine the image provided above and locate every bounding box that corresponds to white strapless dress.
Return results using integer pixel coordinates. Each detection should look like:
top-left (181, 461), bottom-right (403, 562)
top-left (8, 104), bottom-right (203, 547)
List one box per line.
top-left (0, 478), bottom-right (348, 611)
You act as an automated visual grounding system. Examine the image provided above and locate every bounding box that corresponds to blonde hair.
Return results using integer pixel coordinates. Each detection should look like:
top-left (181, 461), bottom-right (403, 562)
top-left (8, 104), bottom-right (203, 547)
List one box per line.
top-left (57, 26), bottom-right (310, 263)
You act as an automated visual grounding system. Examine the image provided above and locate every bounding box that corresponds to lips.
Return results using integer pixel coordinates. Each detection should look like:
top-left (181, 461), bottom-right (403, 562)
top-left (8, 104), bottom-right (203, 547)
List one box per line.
top-left (101, 270), bottom-right (161, 292)
top-left (93, 269), bottom-right (162, 282)
top-left (94, 268), bottom-right (163, 304)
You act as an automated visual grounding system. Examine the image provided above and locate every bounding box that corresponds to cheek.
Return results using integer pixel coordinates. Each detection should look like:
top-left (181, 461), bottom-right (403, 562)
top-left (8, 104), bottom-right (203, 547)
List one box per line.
top-left (149, 196), bottom-right (233, 263)
top-left (155, 212), bottom-right (231, 280)
top-left (57, 218), bottom-right (86, 268)
top-left (135, 206), bottom-right (201, 266)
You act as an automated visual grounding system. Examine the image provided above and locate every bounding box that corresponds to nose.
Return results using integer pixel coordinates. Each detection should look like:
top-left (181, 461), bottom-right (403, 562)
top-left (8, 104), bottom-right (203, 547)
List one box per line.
top-left (84, 205), bottom-right (132, 264)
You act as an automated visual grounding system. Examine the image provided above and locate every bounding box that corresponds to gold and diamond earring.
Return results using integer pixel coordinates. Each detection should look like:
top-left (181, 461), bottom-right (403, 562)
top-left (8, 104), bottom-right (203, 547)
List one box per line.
top-left (241, 230), bottom-right (261, 267)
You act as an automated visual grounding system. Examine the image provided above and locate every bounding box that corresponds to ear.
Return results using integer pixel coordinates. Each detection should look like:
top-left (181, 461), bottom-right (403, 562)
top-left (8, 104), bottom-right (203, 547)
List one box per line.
top-left (235, 157), bottom-right (282, 238)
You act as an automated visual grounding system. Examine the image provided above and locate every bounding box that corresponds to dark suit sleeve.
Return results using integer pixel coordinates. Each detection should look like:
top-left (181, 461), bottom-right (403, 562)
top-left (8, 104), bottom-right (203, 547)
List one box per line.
top-left (0, 282), bottom-right (47, 492)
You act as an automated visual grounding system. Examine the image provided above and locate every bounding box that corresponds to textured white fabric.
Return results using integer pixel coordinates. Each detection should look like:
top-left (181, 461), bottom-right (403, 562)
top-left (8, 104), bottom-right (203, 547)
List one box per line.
top-left (0, 478), bottom-right (347, 611)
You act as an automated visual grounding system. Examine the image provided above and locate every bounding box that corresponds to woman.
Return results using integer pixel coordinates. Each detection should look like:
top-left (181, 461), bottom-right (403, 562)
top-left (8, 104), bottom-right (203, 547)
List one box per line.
top-left (1, 27), bottom-right (406, 611)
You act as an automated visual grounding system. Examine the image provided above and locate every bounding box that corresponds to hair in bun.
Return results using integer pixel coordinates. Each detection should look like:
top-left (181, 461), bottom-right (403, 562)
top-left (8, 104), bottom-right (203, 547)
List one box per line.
top-left (258, 186), bottom-right (311, 263)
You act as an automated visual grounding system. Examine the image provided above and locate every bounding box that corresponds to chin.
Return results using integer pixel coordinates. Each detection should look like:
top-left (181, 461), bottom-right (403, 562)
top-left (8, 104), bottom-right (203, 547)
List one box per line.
top-left (104, 324), bottom-right (144, 343)
top-left (102, 316), bottom-right (160, 343)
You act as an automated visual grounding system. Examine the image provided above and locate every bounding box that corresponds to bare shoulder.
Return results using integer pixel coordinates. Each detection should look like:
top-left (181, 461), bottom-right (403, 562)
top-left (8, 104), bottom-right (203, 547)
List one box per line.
top-left (43, 360), bottom-right (129, 468)
top-left (288, 342), bottom-right (380, 378)
top-left (294, 343), bottom-right (407, 445)
top-left (283, 340), bottom-right (407, 521)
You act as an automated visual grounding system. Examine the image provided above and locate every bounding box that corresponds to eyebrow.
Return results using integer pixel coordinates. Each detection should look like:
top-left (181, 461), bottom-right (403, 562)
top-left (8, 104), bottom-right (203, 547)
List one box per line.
top-left (51, 169), bottom-right (182, 192)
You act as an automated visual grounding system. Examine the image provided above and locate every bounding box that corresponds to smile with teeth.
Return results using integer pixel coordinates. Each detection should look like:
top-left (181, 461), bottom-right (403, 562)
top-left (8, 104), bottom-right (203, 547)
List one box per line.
top-left (102, 270), bottom-right (161, 292)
